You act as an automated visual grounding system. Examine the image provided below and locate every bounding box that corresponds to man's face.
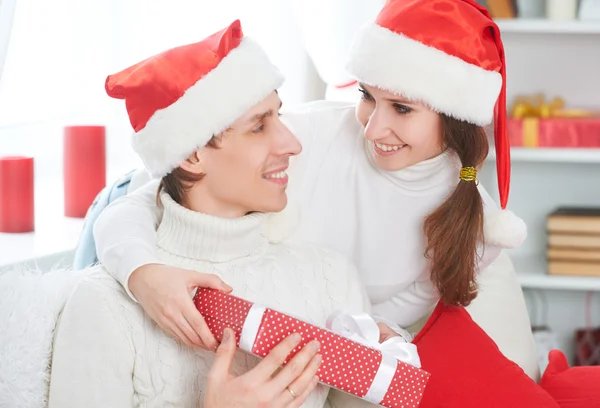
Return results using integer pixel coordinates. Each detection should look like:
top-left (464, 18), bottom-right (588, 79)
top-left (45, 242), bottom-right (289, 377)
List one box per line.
top-left (189, 91), bottom-right (302, 217)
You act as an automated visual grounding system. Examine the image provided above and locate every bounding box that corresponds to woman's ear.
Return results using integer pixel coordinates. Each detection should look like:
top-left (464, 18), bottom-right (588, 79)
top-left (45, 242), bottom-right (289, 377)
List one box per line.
top-left (179, 150), bottom-right (204, 174)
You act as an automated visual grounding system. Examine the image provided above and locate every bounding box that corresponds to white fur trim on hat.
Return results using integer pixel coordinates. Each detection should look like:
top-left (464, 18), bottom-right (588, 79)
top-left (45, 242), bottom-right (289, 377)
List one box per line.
top-left (346, 23), bottom-right (502, 126)
top-left (484, 209), bottom-right (527, 249)
top-left (132, 38), bottom-right (284, 178)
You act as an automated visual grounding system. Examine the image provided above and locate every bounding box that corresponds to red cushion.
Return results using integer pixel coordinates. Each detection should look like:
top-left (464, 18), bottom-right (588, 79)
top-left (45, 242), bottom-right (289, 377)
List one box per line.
top-left (412, 302), bottom-right (559, 408)
top-left (540, 349), bottom-right (600, 408)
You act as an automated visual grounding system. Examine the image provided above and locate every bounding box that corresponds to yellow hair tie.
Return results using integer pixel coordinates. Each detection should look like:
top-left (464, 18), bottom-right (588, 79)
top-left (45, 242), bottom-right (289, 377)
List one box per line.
top-left (459, 167), bottom-right (477, 182)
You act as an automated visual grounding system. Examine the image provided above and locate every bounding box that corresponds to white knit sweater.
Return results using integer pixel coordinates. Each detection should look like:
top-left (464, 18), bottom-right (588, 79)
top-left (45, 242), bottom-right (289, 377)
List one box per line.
top-left (48, 194), bottom-right (370, 408)
top-left (94, 101), bottom-right (502, 329)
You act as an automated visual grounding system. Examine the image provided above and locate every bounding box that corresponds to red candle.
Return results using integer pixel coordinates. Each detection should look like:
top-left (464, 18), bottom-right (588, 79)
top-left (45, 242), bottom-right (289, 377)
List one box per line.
top-left (63, 126), bottom-right (106, 218)
top-left (0, 156), bottom-right (35, 233)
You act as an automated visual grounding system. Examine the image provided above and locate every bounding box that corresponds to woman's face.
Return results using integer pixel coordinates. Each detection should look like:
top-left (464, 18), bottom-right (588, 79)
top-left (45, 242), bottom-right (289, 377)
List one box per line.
top-left (184, 91), bottom-right (301, 218)
top-left (355, 83), bottom-right (444, 171)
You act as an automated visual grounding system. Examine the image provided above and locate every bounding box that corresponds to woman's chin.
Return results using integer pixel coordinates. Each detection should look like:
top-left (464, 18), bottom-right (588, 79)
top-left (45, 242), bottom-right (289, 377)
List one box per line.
top-left (373, 155), bottom-right (411, 172)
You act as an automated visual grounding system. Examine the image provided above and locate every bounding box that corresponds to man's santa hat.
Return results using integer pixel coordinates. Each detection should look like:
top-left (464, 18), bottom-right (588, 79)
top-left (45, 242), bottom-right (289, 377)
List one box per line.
top-left (105, 20), bottom-right (284, 178)
top-left (346, 0), bottom-right (526, 248)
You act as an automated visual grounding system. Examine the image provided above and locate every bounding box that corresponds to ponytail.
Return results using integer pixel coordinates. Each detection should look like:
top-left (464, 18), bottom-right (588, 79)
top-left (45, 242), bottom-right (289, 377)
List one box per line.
top-left (423, 115), bottom-right (489, 306)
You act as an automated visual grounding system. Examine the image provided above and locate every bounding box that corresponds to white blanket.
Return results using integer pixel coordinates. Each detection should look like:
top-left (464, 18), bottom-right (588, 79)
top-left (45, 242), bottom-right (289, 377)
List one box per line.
top-left (0, 266), bottom-right (91, 408)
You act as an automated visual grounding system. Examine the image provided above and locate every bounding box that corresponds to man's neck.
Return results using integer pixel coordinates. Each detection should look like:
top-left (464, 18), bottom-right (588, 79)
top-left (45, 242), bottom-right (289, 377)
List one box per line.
top-left (183, 187), bottom-right (247, 218)
top-left (157, 192), bottom-right (268, 263)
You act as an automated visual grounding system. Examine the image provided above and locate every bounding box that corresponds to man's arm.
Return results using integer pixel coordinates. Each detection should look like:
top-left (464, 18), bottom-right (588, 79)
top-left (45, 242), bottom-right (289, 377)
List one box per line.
top-left (48, 275), bottom-right (135, 408)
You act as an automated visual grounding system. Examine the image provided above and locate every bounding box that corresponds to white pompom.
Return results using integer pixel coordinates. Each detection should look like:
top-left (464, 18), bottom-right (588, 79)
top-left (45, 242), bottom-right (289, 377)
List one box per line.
top-left (484, 209), bottom-right (528, 249)
top-left (264, 202), bottom-right (301, 243)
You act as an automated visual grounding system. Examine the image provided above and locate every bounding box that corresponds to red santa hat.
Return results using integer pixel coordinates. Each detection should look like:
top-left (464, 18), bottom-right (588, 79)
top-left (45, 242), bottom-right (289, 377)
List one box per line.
top-left (105, 20), bottom-right (284, 178)
top-left (347, 0), bottom-right (526, 248)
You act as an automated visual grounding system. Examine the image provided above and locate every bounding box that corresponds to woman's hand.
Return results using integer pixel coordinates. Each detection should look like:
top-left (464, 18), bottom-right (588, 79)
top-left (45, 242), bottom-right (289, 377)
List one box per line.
top-left (377, 322), bottom-right (402, 343)
top-left (128, 264), bottom-right (232, 350)
top-left (205, 329), bottom-right (322, 408)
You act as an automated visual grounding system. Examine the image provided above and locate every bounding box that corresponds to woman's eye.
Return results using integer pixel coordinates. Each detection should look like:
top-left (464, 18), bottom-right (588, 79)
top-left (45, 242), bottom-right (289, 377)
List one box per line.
top-left (393, 103), bottom-right (412, 115)
top-left (252, 124), bottom-right (265, 134)
top-left (358, 88), bottom-right (373, 102)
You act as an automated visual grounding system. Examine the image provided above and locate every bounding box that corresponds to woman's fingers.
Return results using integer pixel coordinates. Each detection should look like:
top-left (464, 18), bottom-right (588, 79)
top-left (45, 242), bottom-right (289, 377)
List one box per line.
top-left (182, 299), bottom-right (217, 350)
top-left (167, 319), bottom-right (196, 348)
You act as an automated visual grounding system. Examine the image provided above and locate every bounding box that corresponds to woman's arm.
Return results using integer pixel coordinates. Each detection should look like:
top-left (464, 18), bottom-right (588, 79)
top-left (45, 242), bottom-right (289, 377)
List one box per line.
top-left (48, 274), bottom-right (135, 408)
top-left (93, 179), bottom-right (230, 349)
top-left (93, 179), bottom-right (163, 297)
top-left (370, 277), bottom-right (439, 329)
top-left (343, 257), bottom-right (373, 315)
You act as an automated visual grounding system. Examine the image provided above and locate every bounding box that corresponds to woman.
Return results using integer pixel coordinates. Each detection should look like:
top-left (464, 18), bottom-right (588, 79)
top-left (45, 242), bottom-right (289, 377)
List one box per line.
top-left (93, 0), bottom-right (533, 373)
top-left (48, 21), bottom-right (376, 408)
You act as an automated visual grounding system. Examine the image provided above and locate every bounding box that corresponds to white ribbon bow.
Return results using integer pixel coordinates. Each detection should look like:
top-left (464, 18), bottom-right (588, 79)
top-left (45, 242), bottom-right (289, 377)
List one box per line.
top-left (326, 310), bottom-right (422, 368)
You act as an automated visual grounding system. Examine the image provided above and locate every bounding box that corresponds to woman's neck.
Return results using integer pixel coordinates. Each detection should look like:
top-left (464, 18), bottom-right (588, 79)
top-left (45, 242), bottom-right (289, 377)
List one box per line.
top-left (365, 141), bottom-right (461, 192)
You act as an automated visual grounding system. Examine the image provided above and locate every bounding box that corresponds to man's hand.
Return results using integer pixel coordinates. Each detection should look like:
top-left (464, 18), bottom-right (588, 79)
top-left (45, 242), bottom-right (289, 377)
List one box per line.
top-left (205, 329), bottom-right (321, 408)
top-left (129, 264), bottom-right (232, 349)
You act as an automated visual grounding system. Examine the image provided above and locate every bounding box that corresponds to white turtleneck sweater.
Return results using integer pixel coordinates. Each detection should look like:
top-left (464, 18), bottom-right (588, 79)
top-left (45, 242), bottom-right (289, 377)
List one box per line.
top-left (94, 101), bottom-right (501, 328)
top-left (49, 194), bottom-right (370, 408)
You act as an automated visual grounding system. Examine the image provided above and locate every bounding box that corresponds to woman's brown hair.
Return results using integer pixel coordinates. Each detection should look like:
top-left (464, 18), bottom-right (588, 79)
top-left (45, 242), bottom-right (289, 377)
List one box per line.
top-left (157, 137), bottom-right (220, 205)
top-left (423, 115), bottom-right (489, 307)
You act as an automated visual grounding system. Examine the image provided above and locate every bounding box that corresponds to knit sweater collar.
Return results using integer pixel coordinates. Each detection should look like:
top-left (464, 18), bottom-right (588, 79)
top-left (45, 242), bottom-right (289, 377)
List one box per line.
top-left (365, 140), bottom-right (461, 192)
top-left (156, 193), bottom-right (269, 263)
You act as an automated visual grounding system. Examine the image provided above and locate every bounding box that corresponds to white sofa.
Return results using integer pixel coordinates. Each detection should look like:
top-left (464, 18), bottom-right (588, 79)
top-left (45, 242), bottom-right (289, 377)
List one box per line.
top-left (0, 167), bottom-right (539, 408)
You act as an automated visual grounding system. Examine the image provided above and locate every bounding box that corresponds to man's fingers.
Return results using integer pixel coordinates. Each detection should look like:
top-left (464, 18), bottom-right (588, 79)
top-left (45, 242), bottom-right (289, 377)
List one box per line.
top-left (208, 328), bottom-right (236, 382)
top-left (251, 333), bottom-right (303, 382)
top-left (287, 375), bottom-right (320, 408)
top-left (270, 340), bottom-right (320, 393)
top-left (186, 271), bottom-right (232, 292)
top-left (183, 301), bottom-right (217, 350)
top-left (275, 351), bottom-right (321, 407)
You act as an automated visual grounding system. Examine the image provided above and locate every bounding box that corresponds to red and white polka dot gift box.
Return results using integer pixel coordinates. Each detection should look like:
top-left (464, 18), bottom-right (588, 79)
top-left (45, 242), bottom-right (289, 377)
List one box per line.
top-left (194, 288), bottom-right (430, 407)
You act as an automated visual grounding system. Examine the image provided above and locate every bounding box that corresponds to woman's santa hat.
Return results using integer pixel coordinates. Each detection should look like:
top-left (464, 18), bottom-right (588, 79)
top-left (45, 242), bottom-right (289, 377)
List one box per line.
top-left (346, 0), bottom-right (526, 248)
top-left (105, 20), bottom-right (284, 178)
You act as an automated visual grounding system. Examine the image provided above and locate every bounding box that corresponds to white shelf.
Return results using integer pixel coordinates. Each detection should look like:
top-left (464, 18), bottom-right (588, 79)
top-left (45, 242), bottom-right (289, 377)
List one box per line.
top-left (487, 147), bottom-right (600, 163)
top-left (513, 254), bottom-right (600, 291)
top-left (496, 19), bottom-right (600, 34)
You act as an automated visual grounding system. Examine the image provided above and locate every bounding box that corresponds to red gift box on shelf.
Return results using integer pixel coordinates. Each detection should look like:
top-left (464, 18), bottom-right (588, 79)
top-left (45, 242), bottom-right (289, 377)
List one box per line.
top-left (507, 117), bottom-right (600, 148)
top-left (508, 94), bottom-right (600, 148)
top-left (194, 288), bottom-right (430, 407)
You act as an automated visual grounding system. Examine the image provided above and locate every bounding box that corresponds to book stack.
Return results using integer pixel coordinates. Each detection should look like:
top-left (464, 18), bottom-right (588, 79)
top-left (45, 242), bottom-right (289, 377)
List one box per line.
top-left (547, 207), bottom-right (600, 277)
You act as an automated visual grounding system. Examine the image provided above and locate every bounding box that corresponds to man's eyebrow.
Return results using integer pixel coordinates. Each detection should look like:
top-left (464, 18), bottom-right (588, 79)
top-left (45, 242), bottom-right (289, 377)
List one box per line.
top-left (246, 100), bottom-right (283, 124)
top-left (247, 110), bottom-right (273, 124)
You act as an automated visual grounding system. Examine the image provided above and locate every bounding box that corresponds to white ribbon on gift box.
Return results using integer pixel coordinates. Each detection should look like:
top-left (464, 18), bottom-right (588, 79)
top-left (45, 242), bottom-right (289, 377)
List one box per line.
top-left (238, 305), bottom-right (422, 405)
top-left (326, 310), bottom-right (422, 404)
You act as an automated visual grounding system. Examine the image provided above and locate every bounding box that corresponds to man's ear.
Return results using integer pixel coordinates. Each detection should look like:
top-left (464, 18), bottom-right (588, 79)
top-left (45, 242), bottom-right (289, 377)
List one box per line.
top-left (179, 150), bottom-right (204, 174)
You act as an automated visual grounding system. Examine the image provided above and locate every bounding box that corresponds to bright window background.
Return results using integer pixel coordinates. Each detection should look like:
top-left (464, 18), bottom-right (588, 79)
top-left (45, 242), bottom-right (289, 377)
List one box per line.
top-left (0, 0), bottom-right (326, 185)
